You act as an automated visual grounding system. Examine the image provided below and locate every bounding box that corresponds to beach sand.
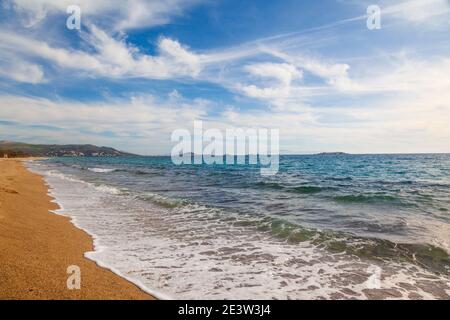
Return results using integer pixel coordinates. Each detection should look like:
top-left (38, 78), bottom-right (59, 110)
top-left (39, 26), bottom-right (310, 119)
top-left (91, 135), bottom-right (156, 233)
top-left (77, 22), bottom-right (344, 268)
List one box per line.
top-left (0, 159), bottom-right (154, 300)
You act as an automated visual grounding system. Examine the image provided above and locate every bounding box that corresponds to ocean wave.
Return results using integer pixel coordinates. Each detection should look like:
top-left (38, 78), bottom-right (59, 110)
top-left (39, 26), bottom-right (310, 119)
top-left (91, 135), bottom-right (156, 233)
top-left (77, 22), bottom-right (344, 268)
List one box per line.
top-left (128, 169), bottom-right (164, 176)
top-left (25, 155), bottom-right (450, 299)
top-left (133, 169), bottom-right (153, 175)
top-left (88, 167), bottom-right (117, 173)
top-left (107, 168), bottom-right (163, 176)
top-left (43, 167), bottom-right (450, 274)
top-left (94, 184), bottom-right (124, 195)
top-left (46, 169), bottom-right (125, 195)
top-left (254, 182), bottom-right (330, 194)
top-left (332, 194), bottom-right (400, 204)
top-left (254, 181), bottom-right (284, 189)
top-left (136, 193), bottom-right (189, 208)
top-left (376, 179), bottom-right (415, 186)
top-left (327, 176), bottom-right (353, 181)
top-left (288, 186), bottom-right (326, 194)
top-left (46, 170), bottom-right (87, 184)
top-left (250, 216), bottom-right (450, 275)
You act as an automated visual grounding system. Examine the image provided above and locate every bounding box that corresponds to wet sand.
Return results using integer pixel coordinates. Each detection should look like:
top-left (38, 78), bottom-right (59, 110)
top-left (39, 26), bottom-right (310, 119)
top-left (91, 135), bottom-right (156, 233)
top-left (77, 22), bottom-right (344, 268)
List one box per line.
top-left (0, 159), bottom-right (154, 300)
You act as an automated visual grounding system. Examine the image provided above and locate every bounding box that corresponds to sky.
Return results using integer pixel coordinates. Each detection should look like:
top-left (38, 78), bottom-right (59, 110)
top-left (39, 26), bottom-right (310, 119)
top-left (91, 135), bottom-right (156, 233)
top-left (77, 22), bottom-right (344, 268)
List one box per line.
top-left (0, 0), bottom-right (449, 155)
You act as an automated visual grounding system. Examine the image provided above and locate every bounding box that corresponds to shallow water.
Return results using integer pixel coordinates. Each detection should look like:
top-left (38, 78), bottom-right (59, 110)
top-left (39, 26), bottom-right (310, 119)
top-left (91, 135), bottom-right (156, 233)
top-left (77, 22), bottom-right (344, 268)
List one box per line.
top-left (26, 154), bottom-right (450, 299)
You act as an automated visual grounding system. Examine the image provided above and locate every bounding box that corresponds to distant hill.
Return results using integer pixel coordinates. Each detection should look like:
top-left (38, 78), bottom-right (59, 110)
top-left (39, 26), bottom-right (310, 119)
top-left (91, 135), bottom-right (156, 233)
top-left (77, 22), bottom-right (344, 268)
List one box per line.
top-left (0, 141), bottom-right (134, 157)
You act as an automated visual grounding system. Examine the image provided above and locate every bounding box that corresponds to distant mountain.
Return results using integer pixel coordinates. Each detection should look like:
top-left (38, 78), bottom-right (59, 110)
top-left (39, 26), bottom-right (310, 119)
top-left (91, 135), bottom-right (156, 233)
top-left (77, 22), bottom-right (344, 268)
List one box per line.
top-left (0, 141), bottom-right (134, 157)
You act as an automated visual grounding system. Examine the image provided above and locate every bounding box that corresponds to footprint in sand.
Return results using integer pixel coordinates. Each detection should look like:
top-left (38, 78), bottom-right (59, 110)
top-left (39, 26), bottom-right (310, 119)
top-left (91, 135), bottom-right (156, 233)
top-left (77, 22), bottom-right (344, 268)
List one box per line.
top-left (0, 186), bottom-right (18, 194)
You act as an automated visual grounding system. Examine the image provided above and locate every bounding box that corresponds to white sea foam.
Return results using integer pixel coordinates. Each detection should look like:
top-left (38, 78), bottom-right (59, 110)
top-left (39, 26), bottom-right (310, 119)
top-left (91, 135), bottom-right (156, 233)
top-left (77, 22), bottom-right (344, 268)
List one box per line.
top-left (45, 170), bottom-right (86, 184)
top-left (88, 167), bottom-right (117, 173)
top-left (94, 184), bottom-right (123, 195)
top-left (38, 168), bottom-right (124, 195)
top-left (25, 161), bottom-right (450, 300)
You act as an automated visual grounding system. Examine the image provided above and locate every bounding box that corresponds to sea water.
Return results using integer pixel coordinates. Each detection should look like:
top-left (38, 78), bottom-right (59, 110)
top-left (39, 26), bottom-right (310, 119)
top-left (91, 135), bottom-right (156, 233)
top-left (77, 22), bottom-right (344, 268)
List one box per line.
top-left (26, 154), bottom-right (450, 299)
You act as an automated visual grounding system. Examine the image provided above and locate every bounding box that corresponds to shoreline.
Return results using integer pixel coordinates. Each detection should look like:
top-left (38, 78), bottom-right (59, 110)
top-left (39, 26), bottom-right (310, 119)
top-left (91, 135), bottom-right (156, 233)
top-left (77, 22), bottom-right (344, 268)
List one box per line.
top-left (0, 159), bottom-right (154, 300)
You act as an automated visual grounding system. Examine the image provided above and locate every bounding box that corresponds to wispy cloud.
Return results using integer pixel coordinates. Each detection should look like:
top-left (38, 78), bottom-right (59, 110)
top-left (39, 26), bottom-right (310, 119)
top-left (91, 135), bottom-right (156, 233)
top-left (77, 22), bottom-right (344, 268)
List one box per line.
top-left (0, 25), bottom-right (203, 80)
top-left (6, 0), bottom-right (203, 30)
top-left (0, 55), bottom-right (45, 84)
top-left (381, 0), bottom-right (450, 23)
top-left (0, 93), bottom-right (209, 154)
top-left (236, 62), bottom-right (302, 101)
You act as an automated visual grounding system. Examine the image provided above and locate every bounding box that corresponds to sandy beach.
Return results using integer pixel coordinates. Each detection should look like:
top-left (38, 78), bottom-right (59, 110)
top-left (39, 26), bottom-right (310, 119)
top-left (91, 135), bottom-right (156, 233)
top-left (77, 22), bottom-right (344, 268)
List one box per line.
top-left (0, 159), bottom-right (153, 300)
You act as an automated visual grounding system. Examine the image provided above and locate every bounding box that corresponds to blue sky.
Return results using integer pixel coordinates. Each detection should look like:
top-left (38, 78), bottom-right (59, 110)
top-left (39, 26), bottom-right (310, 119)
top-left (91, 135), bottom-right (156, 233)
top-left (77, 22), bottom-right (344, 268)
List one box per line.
top-left (0, 0), bottom-right (449, 154)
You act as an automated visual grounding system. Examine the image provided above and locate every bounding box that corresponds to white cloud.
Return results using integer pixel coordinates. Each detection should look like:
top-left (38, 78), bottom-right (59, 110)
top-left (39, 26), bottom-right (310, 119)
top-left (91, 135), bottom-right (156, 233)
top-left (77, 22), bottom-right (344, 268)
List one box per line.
top-left (2, 50), bottom-right (450, 155)
top-left (1, 0), bottom-right (449, 154)
top-left (0, 57), bottom-right (45, 84)
top-left (237, 63), bottom-right (302, 101)
top-left (158, 37), bottom-right (202, 76)
top-left (7, 0), bottom-right (201, 30)
top-left (265, 49), bottom-right (354, 90)
top-left (0, 94), bottom-right (208, 154)
top-left (354, 56), bottom-right (450, 94)
top-left (244, 63), bottom-right (302, 86)
top-left (206, 54), bottom-right (450, 153)
top-left (213, 92), bottom-right (450, 154)
top-left (0, 94), bottom-right (206, 127)
top-left (382, 0), bottom-right (450, 23)
top-left (0, 26), bottom-right (203, 79)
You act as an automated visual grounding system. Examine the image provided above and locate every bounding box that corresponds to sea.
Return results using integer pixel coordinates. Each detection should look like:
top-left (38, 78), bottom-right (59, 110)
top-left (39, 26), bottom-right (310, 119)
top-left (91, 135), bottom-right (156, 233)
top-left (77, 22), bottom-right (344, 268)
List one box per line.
top-left (26, 154), bottom-right (450, 299)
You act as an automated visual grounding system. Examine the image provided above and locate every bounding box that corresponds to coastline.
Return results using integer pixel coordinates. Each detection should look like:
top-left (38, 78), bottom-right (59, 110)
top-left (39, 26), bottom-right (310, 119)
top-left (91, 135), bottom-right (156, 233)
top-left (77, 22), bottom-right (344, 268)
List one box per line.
top-left (0, 159), bottom-right (154, 300)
